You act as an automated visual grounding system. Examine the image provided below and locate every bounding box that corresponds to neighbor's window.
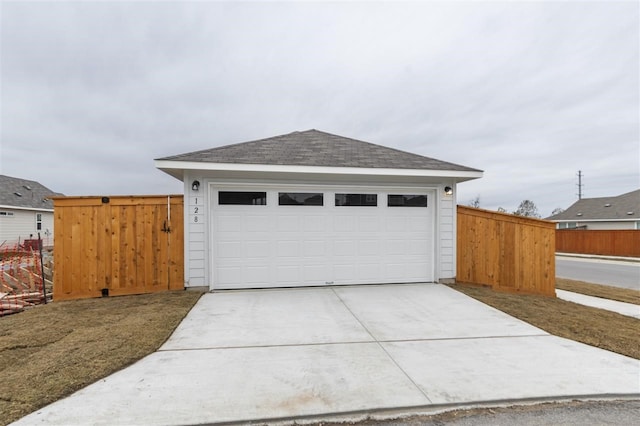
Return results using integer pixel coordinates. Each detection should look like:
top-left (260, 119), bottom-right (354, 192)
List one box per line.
top-left (0, 211), bottom-right (14, 217)
top-left (36, 213), bottom-right (42, 230)
top-left (219, 191), bottom-right (267, 205)
top-left (335, 193), bottom-right (377, 207)
top-left (279, 192), bottom-right (323, 206)
top-left (387, 194), bottom-right (428, 207)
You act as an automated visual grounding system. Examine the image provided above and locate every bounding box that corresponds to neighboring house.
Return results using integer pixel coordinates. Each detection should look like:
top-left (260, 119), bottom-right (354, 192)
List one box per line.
top-left (0, 175), bottom-right (61, 246)
top-left (155, 129), bottom-right (482, 290)
top-left (547, 189), bottom-right (640, 230)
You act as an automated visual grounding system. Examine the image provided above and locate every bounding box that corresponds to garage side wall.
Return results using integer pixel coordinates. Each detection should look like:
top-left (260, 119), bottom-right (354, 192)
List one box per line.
top-left (438, 183), bottom-right (456, 280)
top-left (184, 175), bottom-right (459, 288)
top-left (183, 174), bottom-right (208, 288)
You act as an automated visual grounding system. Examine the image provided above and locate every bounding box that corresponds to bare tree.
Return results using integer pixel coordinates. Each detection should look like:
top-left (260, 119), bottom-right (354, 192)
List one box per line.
top-left (468, 195), bottom-right (481, 208)
top-left (497, 207), bottom-right (507, 213)
top-left (551, 207), bottom-right (565, 216)
top-left (513, 200), bottom-right (541, 218)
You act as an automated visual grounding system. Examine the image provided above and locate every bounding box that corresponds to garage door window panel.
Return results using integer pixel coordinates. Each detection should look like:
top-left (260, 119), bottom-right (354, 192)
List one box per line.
top-left (219, 191), bottom-right (267, 205)
top-left (388, 194), bottom-right (428, 207)
top-left (335, 194), bottom-right (377, 206)
top-left (279, 192), bottom-right (324, 206)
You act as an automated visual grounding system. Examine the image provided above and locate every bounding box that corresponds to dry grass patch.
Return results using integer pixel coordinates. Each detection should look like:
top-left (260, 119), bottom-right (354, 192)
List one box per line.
top-left (556, 278), bottom-right (640, 305)
top-left (448, 283), bottom-right (639, 360)
top-left (0, 290), bottom-right (202, 426)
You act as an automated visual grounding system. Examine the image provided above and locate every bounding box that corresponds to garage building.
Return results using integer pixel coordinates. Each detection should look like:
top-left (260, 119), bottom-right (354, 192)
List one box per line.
top-left (155, 130), bottom-right (482, 290)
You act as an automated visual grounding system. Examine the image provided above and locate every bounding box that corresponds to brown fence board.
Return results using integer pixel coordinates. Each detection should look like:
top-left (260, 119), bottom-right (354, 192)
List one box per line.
top-left (556, 229), bottom-right (640, 257)
top-left (457, 206), bottom-right (556, 296)
top-left (53, 195), bottom-right (184, 300)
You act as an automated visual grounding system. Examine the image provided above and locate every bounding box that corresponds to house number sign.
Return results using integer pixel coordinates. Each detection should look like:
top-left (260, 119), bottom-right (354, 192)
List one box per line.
top-left (191, 196), bottom-right (203, 223)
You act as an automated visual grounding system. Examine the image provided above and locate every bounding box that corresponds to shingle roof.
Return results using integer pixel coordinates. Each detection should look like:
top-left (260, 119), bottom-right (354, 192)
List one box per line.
top-left (0, 175), bottom-right (62, 210)
top-left (157, 129), bottom-right (481, 172)
top-left (547, 189), bottom-right (640, 221)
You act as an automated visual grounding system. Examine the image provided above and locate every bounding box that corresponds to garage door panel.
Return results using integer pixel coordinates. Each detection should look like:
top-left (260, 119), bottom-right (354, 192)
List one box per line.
top-left (277, 240), bottom-right (300, 257)
top-left (405, 263), bottom-right (428, 280)
top-left (245, 241), bottom-right (270, 258)
top-left (217, 215), bottom-right (243, 232)
top-left (358, 240), bottom-right (381, 256)
top-left (216, 241), bottom-right (243, 259)
top-left (211, 187), bottom-right (434, 289)
top-left (303, 215), bottom-right (327, 232)
top-left (302, 265), bottom-right (328, 282)
top-left (334, 215), bottom-right (355, 232)
top-left (386, 240), bottom-right (407, 255)
top-left (334, 264), bottom-right (356, 281)
top-left (334, 240), bottom-right (356, 256)
top-left (356, 263), bottom-right (381, 281)
top-left (277, 265), bottom-right (300, 283)
top-left (246, 215), bottom-right (271, 232)
top-left (409, 216), bottom-right (431, 231)
top-left (358, 216), bottom-right (381, 232)
top-left (278, 216), bottom-right (300, 232)
top-left (303, 240), bottom-right (326, 257)
top-left (408, 240), bottom-right (430, 256)
top-left (245, 266), bottom-right (270, 284)
top-left (218, 266), bottom-right (243, 283)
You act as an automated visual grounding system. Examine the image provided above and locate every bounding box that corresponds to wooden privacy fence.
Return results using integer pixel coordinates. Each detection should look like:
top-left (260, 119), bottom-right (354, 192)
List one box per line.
top-left (53, 195), bottom-right (184, 300)
top-left (556, 229), bottom-right (640, 257)
top-left (457, 206), bottom-right (556, 296)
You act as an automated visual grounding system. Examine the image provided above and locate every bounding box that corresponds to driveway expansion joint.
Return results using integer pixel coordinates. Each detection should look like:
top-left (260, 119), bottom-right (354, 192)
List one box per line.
top-left (158, 334), bottom-right (555, 352)
top-left (330, 287), bottom-right (434, 404)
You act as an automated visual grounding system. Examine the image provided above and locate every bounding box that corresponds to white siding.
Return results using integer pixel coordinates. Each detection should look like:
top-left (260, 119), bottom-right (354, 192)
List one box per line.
top-left (183, 173), bottom-right (208, 287)
top-left (583, 221), bottom-right (637, 230)
top-left (438, 183), bottom-right (456, 280)
top-left (0, 208), bottom-right (54, 246)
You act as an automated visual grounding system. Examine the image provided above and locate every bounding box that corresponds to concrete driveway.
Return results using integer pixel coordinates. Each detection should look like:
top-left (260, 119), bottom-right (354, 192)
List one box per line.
top-left (14, 284), bottom-right (640, 425)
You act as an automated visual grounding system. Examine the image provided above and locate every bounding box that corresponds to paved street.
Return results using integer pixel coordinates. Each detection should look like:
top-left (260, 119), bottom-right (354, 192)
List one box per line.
top-left (556, 256), bottom-right (640, 290)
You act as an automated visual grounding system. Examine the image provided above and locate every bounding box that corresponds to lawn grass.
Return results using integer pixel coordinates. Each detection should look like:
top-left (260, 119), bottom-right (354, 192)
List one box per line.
top-left (0, 290), bottom-right (202, 426)
top-left (449, 282), bottom-right (640, 360)
top-left (556, 278), bottom-right (639, 305)
top-left (1, 280), bottom-right (638, 425)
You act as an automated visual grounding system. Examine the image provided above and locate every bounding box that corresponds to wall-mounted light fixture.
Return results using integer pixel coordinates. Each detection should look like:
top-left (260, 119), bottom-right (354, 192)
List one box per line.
top-left (192, 180), bottom-right (200, 191)
top-left (444, 186), bottom-right (453, 196)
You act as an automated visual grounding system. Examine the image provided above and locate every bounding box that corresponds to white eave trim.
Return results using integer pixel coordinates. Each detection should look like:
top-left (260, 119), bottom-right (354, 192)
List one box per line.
top-left (154, 160), bottom-right (483, 180)
top-left (0, 205), bottom-right (54, 213)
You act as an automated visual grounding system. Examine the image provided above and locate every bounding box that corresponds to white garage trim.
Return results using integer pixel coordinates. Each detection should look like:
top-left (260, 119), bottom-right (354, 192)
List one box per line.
top-left (207, 182), bottom-right (438, 290)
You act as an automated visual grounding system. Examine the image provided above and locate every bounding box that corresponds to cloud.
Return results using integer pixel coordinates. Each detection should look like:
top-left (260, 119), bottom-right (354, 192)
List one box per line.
top-left (1, 1), bottom-right (638, 216)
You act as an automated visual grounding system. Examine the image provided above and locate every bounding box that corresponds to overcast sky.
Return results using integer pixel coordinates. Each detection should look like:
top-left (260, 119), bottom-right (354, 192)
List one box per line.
top-left (1, 1), bottom-right (638, 217)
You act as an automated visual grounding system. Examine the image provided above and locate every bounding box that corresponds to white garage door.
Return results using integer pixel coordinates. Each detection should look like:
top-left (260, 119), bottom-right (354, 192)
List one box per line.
top-left (211, 186), bottom-right (435, 289)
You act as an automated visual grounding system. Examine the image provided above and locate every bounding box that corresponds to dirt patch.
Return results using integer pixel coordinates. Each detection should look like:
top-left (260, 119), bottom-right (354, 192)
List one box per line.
top-left (556, 278), bottom-right (639, 305)
top-left (448, 283), bottom-right (639, 360)
top-left (0, 290), bottom-right (202, 426)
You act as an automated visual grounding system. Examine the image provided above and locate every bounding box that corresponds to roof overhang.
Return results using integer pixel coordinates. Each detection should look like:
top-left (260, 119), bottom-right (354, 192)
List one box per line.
top-left (0, 205), bottom-right (54, 213)
top-left (154, 160), bottom-right (484, 184)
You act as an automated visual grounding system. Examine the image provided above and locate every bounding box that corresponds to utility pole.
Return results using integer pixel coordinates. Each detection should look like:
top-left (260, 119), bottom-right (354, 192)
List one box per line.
top-left (576, 170), bottom-right (583, 199)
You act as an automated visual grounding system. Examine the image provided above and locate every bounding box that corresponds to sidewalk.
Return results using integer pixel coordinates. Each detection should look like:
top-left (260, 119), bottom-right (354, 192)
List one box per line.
top-left (556, 252), bottom-right (640, 263)
top-left (557, 290), bottom-right (640, 319)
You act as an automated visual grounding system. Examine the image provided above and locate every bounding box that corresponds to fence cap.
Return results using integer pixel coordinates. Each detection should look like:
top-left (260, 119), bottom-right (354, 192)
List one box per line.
top-left (457, 205), bottom-right (556, 228)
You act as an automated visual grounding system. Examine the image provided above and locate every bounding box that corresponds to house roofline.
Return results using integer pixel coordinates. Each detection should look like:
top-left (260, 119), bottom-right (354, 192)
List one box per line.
top-left (155, 160), bottom-right (484, 182)
top-left (0, 205), bottom-right (54, 213)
